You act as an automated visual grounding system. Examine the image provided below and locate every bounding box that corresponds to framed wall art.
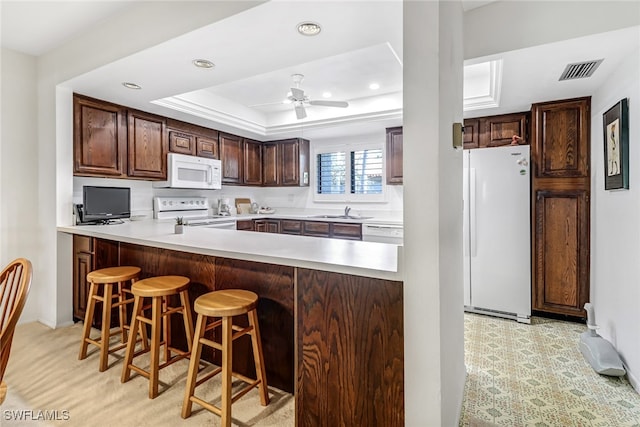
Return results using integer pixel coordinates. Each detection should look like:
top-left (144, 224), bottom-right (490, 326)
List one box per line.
top-left (603, 98), bottom-right (629, 190)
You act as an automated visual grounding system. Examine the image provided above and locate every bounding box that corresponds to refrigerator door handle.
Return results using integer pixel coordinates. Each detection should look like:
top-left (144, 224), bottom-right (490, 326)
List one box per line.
top-left (470, 168), bottom-right (477, 257)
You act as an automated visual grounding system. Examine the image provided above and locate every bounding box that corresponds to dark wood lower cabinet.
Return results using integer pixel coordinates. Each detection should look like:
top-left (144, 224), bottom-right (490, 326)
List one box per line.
top-left (296, 268), bottom-right (404, 426)
top-left (533, 189), bottom-right (590, 317)
top-left (254, 219), bottom-right (280, 233)
top-left (73, 237), bottom-right (404, 424)
top-left (72, 235), bottom-right (119, 326)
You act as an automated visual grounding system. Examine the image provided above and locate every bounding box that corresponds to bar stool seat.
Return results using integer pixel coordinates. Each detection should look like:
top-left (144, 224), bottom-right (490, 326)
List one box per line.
top-left (78, 266), bottom-right (143, 372)
top-left (121, 275), bottom-right (194, 399)
top-left (182, 289), bottom-right (269, 427)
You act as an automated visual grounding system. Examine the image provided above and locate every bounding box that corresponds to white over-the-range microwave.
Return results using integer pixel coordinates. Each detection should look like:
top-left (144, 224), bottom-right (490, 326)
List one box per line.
top-left (153, 153), bottom-right (222, 189)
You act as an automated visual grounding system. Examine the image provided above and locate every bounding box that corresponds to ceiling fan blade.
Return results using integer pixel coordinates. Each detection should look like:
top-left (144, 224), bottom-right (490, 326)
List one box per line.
top-left (294, 103), bottom-right (307, 119)
top-left (290, 87), bottom-right (305, 101)
top-left (308, 100), bottom-right (349, 108)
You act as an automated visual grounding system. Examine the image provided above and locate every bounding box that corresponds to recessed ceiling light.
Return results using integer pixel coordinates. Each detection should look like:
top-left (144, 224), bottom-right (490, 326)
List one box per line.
top-left (192, 59), bottom-right (215, 69)
top-left (322, 92), bottom-right (332, 98)
top-left (369, 83), bottom-right (380, 90)
top-left (297, 21), bottom-right (321, 36)
top-left (122, 82), bottom-right (141, 90)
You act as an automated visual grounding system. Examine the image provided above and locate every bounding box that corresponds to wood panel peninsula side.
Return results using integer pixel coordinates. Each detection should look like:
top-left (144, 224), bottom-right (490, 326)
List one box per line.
top-left (61, 223), bottom-right (404, 426)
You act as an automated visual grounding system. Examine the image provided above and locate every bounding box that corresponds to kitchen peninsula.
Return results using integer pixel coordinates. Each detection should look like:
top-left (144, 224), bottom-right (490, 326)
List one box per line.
top-left (58, 220), bottom-right (404, 426)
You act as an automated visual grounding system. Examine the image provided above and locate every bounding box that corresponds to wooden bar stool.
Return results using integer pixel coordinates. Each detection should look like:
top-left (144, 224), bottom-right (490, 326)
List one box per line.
top-left (78, 266), bottom-right (143, 372)
top-left (182, 289), bottom-right (269, 426)
top-left (121, 275), bottom-right (194, 399)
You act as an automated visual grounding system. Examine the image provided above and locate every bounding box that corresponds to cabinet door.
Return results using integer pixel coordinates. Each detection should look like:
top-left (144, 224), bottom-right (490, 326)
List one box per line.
top-left (532, 98), bottom-right (590, 179)
top-left (243, 139), bottom-right (263, 185)
top-left (462, 119), bottom-right (480, 149)
top-left (220, 133), bottom-right (243, 184)
top-left (196, 135), bottom-right (219, 159)
top-left (280, 140), bottom-right (301, 186)
top-left (280, 220), bottom-right (302, 235)
top-left (236, 220), bottom-right (254, 231)
top-left (73, 95), bottom-right (127, 177)
top-left (386, 127), bottom-right (403, 184)
top-left (331, 223), bottom-right (362, 240)
top-left (480, 112), bottom-right (529, 148)
top-left (533, 189), bottom-right (590, 316)
top-left (255, 220), bottom-right (280, 233)
top-left (168, 131), bottom-right (195, 155)
top-left (263, 143), bottom-right (279, 186)
top-left (73, 235), bottom-right (94, 322)
top-left (128, 110), bottom-right (167, 179)
top-left (303, 221), bottom-right (331, 238)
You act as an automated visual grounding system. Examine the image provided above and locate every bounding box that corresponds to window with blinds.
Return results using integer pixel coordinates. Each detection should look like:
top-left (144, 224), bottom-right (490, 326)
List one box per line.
top-left (317, 152), bottom-right (346, 194)
top-left (351, 149), bottom-right (383, 194)
top-left (314, 143), bottom-right (386, 202)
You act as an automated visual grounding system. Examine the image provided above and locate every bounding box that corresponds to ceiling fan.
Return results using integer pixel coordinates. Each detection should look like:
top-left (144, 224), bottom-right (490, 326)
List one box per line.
top-left (265, 73), bottom-right (348, 120)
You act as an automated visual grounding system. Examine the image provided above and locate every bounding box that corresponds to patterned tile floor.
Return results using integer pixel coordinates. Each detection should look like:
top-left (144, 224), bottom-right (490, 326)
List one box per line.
top-left (460, 313), bottom-right (640, 427)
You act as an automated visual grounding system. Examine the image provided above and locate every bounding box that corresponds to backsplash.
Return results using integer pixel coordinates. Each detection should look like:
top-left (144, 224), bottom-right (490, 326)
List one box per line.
top-left (73, 177), bottom-right (403, 218)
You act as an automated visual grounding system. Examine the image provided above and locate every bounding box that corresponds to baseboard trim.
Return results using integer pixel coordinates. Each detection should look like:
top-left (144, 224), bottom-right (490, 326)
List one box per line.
top-left (626, 366), bottom-right (640, 394)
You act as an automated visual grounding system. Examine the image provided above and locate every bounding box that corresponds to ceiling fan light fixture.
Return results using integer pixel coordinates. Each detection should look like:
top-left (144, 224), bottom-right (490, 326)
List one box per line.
top-left (122, 82), bottom-right (141, 90)
top-left (192, 59), bottom-right (215, 69)
top-left (369, 83), bottom-right (380, 90)
top-left (322, 91), bottom-right (332, 98)
top-left (297, 21), bottom-right (321, 36)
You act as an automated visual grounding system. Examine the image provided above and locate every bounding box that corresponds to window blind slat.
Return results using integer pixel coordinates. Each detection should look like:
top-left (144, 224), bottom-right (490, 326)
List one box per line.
top-left (351, 149), bottom-right (383, 194)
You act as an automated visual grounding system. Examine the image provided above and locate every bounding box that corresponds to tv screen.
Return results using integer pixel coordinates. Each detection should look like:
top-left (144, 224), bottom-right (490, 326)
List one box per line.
top-left (82, 186), bottom-right (131, 223)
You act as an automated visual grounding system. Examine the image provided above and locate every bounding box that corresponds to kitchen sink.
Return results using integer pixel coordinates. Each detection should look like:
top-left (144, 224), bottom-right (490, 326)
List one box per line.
top-left (308, 214), bottom-right (373, 220)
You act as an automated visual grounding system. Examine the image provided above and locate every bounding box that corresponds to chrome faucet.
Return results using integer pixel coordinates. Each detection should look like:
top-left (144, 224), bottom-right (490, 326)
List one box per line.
top-left (344, 206), bottom-right (351, 217)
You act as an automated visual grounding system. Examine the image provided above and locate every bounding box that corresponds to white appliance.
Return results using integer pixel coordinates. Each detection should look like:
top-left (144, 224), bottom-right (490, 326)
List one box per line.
top-left (362, 223), bottom-right (403, 244)
top-left (153, 153), bottom-right (222, 189)
top-left (463, 145), bottom-right (531, 323)
top-left (153, 196), bottom-right (236, 229)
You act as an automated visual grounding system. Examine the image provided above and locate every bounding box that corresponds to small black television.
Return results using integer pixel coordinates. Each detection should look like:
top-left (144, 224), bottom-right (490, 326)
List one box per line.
top-left (82, 186), bottom-right (131, 223)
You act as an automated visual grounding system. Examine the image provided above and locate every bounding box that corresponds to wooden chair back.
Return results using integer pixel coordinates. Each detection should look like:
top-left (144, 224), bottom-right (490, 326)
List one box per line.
top-left (0, 258), bottom-right (32, 382)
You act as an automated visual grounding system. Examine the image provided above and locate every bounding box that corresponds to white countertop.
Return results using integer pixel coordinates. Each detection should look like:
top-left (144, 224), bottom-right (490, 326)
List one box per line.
top-left (57, 218), bottom-right (403, 281)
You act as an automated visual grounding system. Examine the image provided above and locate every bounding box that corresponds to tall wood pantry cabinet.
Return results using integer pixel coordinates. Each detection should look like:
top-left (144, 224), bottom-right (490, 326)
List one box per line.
top-left (531, 97), bottom-right (591, 318)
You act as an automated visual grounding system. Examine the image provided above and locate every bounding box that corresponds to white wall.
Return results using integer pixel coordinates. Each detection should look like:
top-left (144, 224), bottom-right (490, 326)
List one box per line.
top-left (464, 1), bottom-right (640, 60)
top-left (0, 47), bottom-right (39, 323)
top-left (404, 1), bottom-right (465, 425)
top-left (591, 49), bottom-right (640, 391)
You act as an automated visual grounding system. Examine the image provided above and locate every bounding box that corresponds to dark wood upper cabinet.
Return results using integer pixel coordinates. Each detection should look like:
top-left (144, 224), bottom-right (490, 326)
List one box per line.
top-left (168, 131), bottom-right (195, 155)
top-left (386, 127), bottom-right (403, 185)
top-left (127, 110), bottom-right (167, 179)
top-left (481, 112), bottom-right (529, 147)
top-left (531, 96), bottom-right (591, 318)
top-left (243, 139), bottom-right (263, 185)
top-left (73, 94), bottom-right (127, 177)
top-left (462, 118), bottom-right (480, 149)
top-left (281, 138), bottom-right (309, 186)
top-left (531, 98), bottom-right (590, 179)
top-left (167, 118), bottom-right (219, 159)
top-left (464, 112), bottom-right (529, 150)
top-left (262, 138), bottom-right (310, 187)
top-left (220, 133), bottom-right (243, 184)
top-left (196, 136), bottom-right (218, 159)
top-left (262, 143), bottom-right (279, 185)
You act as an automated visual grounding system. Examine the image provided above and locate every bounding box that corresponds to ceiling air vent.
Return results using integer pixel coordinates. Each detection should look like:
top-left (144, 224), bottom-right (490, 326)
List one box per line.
top-left (559, 59), bottom-right (604, 81)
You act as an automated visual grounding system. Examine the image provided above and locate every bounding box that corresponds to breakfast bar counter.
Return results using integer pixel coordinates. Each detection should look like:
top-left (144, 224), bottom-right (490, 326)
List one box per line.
top-left (58, 220), bottom-right (405, 426)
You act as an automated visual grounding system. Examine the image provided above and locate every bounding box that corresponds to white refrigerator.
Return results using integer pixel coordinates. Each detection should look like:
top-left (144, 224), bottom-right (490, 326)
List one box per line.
top-left (463, 145), bottom-right (531, 323)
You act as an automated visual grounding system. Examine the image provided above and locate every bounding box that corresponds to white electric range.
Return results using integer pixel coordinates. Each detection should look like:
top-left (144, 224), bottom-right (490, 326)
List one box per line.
top-left (153, 196), bottom-right (237, 229)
